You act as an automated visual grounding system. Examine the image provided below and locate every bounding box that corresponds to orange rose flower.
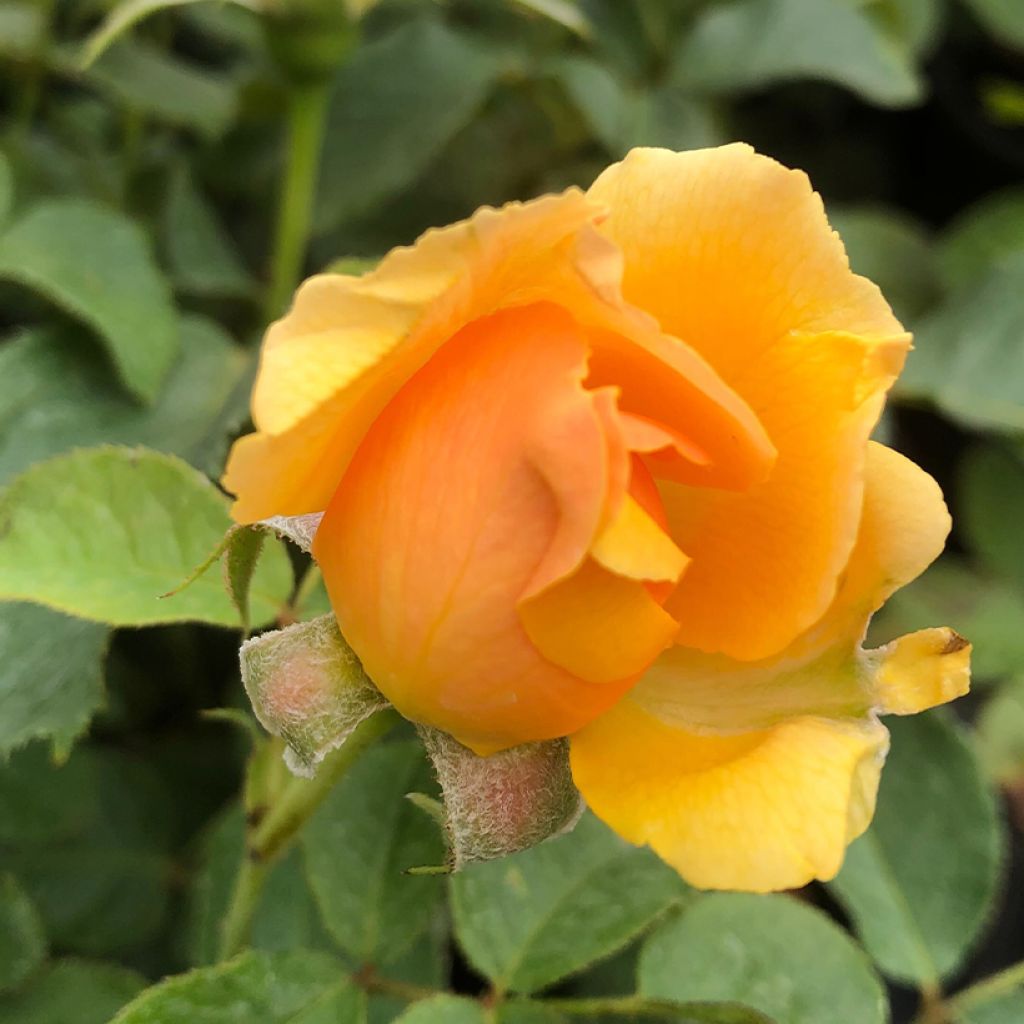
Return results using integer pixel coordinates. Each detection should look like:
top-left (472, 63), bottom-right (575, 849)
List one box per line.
top-left (224, 145), bottom-right (970, 891)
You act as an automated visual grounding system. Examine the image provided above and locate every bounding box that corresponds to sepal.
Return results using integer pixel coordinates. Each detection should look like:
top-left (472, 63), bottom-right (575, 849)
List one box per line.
top-left (418, 726), bottom-right (584, 870)
top-left (240, 613), bottom-right (389, 777)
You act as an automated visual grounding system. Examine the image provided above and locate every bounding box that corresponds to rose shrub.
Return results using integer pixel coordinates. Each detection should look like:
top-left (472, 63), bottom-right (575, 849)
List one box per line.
top-left (224, 144), bottom-right (971, 891)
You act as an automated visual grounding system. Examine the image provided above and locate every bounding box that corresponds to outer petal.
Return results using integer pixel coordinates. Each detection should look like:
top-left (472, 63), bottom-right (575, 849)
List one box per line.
top-left (632, 441), bottom-right (965, 734)
top-left (225, 189), bottom-right (771, 522)
top-left (661, 331), bottom-right (907, 659)
top-left (315, 304), bottom-right (642, 754)
top-left (570, 699), bottom-right (888, 892)
top-left (589, 145), bottom-right (910, 660)
top-left (571, 441), bottom-right (969, 891)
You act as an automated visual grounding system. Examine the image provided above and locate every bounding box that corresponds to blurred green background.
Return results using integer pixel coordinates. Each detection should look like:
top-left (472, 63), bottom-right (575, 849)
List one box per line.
top-left (0, 1), bottom-right (1023, 1022)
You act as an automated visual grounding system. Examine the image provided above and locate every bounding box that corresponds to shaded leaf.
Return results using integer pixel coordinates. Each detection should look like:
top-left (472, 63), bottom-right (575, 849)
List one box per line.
top-left (0, 199), bottom-right (178, 403)
top-left (163, 168), bottom-right (255, 300)
top-left (394, 997), bottom-right (484, 1024)
top-left (899, 253), bottom-right (1024, 432)
top-left (829, 205), bottom-right (940, 323)
top-left (0, 603), bottom-right (108, 757)
top-left (0, 959), bottom-right (145, 1024)
top-left (976, 677), bottom-right (1024, 783)
top-left (303, 741), bottom-right (445, 965)
top-left (451, 812), bottom-right (689, 995)
top-left (0, 2), bottom-right (42, 58)
top-left (0, 744), bottom-right (174, 955)
top-left (0, 151), bottom-right (11, 226)
top-left (110, 950), bottom-right (363, 1024)
top-left (962, 0), bottom-right (1024, 48)
top-left (315, 20), bottom-right (507, 233)
top-left (829, 714), bottom-right (1004, 984)
top-left (79, 39), bottom-right (239, 139)
top-left (0, 874), bottom-right (46, 992)
top-left (183, 806), bottom-right (336, 966)
top-left (557, 57), bottom-right (720, 156)
top-left (669, 0), bottom-right (922, 108)
top-left (939, 188), bottom-right (1024, 290)
top-left (81, 0), bottom-right (260, 68)
top-left (639, 893), bottom-right (886, 1024)
top-left (958, 445), bottom-right (1024, 594)
top-left (0, 317), bottom-right (250, 485)
top-left (955, 992), bottom-right (1024, 1024)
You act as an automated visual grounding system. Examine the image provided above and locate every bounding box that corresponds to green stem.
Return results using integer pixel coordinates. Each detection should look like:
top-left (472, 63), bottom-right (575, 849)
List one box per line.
top-left (218, 709), bottom-right (400, 961)
top-left (265, 78), bottom-right (332, 322)
top-left (219, 854), bottom-right (271, 964)
top-left (13, 0), bottom-right (56, 139)
top-left (947, 959), bottom-right (1024, 1018)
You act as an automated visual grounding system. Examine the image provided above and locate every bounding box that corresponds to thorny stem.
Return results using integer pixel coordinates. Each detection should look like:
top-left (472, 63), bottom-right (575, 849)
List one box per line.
top-left (218, 709), bottom-right (400, 960)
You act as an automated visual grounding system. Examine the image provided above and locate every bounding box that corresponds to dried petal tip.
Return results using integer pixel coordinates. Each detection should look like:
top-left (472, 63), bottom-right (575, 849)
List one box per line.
top-left (240, 613), bottom-right (389, 777)
top-left (419, 726), bottom-right (584, 870)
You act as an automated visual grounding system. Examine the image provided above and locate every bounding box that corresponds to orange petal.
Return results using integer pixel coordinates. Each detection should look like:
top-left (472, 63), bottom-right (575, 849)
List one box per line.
top-left (589, 145), bottom-right (910, 661)
top-left (661, 331), bottom-right (907, 660)
top-left (224, 184), bottom-right (771, 523)
top-left (313, 304), bottom-right (634, 754)
top-left (629, 441), bottom-right (962, 735)
top-left (571, 698), bottom-right (888, 892)
top-left (226, 191), bottom-right (602, 521)
top-left (588, 145), bottom-right (905, 378)
top-left (519, 558), bottom-right (679, 685)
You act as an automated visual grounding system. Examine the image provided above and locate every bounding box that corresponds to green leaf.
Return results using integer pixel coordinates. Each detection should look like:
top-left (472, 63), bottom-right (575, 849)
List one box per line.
top-left (0, 151), bottom-right (12, 227)
top-left (669, 0), bottom-right (922, 108)
top-left (639, 893), bottom-right (887, 1024)
top-left (162, 168), bottom-right (255, 300)
top-left (79, 39), bottom-right (240, 139)
top-left (81, 0), bottom-right (260, 68)
top-left (0, 198), bottom-right (179, 403)
top-left (829, 713), bottom-right (1004, 984)
top-left (869, 559), bottom-right (1024, 683)
top-left (955, 992), bottom-right (1024, 1024)
top-left (829, 205), bottom-right (940, 324)
top-left (0, 959), bottom-right (146, 1024)
top-left (959, 445), bottom-right (1024, 594)
top-left (0, 318), bottom-right (251, 485)
top-left (183, 806), bottom-right (336, 966)
top-left (0, 2), bottom-right (43, 59)
top-left (0, 447), bottom-right (293, 628)
top-left (510, 0), bottom-right (591, 37)
top-left (451, 811), bottom-right (689, 995)
top-left (0, 743), bottom-right (174, 956)
top-left (976, 677), bottom-right (1024, 783)
top-left (367, 928), bottom-right (448, 1024)
top-left (303, 741), bottom-right (445, 965)
top-left (0, 874), bottom-right (46, 992)
top-left (557, 57), bottom-right (721, 156)
top-left (962, 0), bottom-right (1024, 48)
top-left (939, 188), bottom-right (1024, 290)
top-left (110, 950), bottom-right (363, 1024)
top-left (394, 997), bottom-right (484, 1024)
top-left (0, 603), bottom-right (108, 757)
top-left (899, 252), bottom-right (1024, 432)
top-left (315, 20), bottom-right (507, 233)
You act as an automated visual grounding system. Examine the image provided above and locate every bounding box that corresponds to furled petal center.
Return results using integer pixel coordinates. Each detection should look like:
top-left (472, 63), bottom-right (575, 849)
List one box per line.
top-left (313, 302), bottom-right (688, 752)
